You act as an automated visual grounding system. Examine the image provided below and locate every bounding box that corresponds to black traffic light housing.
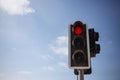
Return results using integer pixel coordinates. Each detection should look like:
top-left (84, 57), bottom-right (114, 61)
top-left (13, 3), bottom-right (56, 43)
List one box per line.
top-left (68, 21), bottom-right (101, 77)
top-left (74, 68), bottom-right (92, 75)
top-left (89, 29), bottom-right (100, 57)
top-left (68, 21), bottom-right (90, 69)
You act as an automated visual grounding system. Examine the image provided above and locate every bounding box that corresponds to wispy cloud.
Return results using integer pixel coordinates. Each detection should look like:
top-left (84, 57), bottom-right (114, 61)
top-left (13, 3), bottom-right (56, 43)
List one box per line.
top-left (41, 66), bottom-right (55, 71)
top-left (50, 36), bottom-right (68, 56)
top-left (50, 46), bottom-right (68, 56)
top-left (0, 0), bottom-right (35, 15)
top-left (58, 62), bottom-right (67, 68)
top-left (56, 36), bottom-right (68, 46)
top-left (0, 76), bottom-right (30, 80)
top-left (16, 70), bottom-right (32, 75)
top-left (40, 54), bottom-right (54, 61)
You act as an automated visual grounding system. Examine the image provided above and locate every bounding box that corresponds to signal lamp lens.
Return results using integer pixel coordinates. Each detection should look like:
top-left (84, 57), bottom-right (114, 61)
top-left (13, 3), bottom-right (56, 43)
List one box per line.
top-left (72, 50), bottom-right (85, 65)
top-left (74, 27), bottom-right (83, 35)
top-left (73, 37), bottom-right (84, 49)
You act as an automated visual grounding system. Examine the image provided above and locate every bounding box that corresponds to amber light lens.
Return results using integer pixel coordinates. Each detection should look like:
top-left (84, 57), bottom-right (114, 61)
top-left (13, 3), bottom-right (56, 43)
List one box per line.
top-left (73, 36), bottom-right (84, 49)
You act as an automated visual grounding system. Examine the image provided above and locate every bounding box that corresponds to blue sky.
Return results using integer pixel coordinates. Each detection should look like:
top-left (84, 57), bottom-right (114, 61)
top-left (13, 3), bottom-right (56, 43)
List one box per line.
top-left (0, 0), bottom-right (120, 80)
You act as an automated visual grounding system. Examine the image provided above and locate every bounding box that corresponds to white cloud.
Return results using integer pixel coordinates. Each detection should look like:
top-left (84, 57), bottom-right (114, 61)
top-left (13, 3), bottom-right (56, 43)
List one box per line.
top-left (58, 62), bottom-right (67, 68)
top-left (56, 36), bottom-right (68, 46)
top-left (0, 76), bottom-right (29, 80)
top-left (0, 0), bottom-right (35, 15)
top-left (41, 66), bottom-right (55, 71)
top-left (50, 46), bottom-right (68, 56)
top-left (40, 54), bottom-right (54, 61)
top-left (17, 70), bottom-right (32, 74)
top-left (50, 36), bottom-right (68, 56)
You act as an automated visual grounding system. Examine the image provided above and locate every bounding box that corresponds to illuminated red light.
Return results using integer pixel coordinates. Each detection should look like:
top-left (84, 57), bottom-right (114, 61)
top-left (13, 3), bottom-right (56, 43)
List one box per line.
top-left (74, 27), bottom-right (83, 35)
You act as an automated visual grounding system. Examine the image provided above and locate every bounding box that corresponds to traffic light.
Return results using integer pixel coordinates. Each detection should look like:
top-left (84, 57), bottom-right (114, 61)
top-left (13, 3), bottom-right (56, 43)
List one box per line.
top-left (89, 29), bottom-right (100, 57)
top-left (68, 21), bottom-right (90, 69)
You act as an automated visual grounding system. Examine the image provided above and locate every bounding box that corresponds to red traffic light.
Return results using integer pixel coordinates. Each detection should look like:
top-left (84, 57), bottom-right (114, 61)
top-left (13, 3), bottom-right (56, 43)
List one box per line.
top-left (74, 27), bottom-right (83, 35)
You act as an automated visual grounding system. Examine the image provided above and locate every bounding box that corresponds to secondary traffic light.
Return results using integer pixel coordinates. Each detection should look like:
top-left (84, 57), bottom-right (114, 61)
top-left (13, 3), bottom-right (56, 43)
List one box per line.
top-left (89, 29), bottom-right (100, 57)
top-left (68, 21), bottom-right (90, 69)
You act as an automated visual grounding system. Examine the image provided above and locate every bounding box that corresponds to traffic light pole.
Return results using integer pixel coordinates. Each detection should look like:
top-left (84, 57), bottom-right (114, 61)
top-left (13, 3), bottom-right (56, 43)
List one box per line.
top-left (78, 70), bottom-right (84, 80)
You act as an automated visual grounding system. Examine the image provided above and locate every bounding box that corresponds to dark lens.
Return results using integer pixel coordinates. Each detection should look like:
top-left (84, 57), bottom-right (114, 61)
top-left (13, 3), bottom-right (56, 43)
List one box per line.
top-left (73, 50), bottom-right (85, 65)
top-left (73, 37), bottom-right (84, 49)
